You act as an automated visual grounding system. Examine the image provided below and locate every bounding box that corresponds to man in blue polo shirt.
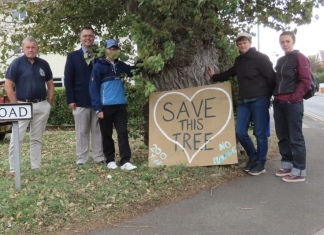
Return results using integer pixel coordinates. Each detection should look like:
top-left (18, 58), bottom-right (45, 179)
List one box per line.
top-left (4, 36), bottom-right (54, 176)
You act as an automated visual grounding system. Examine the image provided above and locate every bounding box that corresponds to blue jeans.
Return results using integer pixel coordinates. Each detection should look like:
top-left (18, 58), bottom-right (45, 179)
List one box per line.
top-left (236, 97), bottom-right (270, 162)
top-left (273, 100), bottom-right (306, 176)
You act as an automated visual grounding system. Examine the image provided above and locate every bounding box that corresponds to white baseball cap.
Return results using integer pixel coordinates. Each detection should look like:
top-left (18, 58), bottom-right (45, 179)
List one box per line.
top-left (236, 32), bottom-right (252, 42)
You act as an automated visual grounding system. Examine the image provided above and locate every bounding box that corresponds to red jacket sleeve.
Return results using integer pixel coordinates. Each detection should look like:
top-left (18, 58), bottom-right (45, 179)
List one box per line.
top-left (289, 53), bottom-right (312, 102)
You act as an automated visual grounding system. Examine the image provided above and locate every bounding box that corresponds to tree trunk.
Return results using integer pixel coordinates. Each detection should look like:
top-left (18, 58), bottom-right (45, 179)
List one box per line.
top-left (142, 47), bottom-right (232, 145)
top-left (147, 48), bottom-right (224, 91)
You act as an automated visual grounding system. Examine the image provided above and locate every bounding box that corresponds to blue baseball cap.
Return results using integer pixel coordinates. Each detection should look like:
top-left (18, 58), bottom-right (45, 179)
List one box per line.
top-left (106, 39), bottom-right (119, 49)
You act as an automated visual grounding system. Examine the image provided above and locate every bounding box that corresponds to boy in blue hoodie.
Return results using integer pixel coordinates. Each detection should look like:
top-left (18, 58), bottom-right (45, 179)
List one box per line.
top-left (89, 39), bottom-right (137, 171)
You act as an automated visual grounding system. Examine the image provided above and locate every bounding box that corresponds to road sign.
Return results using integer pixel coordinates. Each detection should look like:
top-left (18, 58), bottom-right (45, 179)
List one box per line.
top-left (0, 103), bottom-right (33, 121)
top-left (0, 102), bottom-right (33, 190)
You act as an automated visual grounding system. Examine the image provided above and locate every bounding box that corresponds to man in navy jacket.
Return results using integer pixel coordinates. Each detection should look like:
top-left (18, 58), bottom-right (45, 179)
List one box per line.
top-left (64, 26), bottom-right (104, 165)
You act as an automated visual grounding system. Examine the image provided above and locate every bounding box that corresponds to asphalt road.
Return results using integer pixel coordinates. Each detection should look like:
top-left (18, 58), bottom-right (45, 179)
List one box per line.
top-left (85, 93), bottom-right (324, 235)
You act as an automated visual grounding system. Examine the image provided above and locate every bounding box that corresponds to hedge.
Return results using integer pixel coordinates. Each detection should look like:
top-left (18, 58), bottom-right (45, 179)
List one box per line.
top-left (48, 84), bottom-right (148, 140)
top-left (48, 88), bottom-right (74, 126)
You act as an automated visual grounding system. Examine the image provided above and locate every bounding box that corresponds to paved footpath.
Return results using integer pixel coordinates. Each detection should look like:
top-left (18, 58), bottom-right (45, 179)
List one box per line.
top-left (86, 106), bottom-right (324, 235)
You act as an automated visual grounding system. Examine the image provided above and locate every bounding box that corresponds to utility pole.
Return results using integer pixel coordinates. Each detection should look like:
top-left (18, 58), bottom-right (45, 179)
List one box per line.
top-left (257, 24), bottom-right (260, 51)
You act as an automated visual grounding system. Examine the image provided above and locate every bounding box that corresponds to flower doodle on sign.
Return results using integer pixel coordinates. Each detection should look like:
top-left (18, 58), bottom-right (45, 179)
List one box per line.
top-left (153, 87), bottom-right (232, 164)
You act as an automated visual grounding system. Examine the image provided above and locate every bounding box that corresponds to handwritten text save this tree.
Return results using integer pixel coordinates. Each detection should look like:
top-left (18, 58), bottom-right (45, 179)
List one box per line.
top-left (149, 82), bottom-right (237, 167)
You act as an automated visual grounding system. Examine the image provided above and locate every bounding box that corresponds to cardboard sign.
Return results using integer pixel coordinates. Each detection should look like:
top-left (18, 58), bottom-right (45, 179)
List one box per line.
top-left (148, 82), bottom-right (238, 167)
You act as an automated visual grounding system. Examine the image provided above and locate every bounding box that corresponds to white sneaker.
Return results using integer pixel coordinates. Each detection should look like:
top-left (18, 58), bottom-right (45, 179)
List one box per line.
top-left (121, 162), bottom-right (137, 171)
top-left (107, 161), bottom-right (118, 170)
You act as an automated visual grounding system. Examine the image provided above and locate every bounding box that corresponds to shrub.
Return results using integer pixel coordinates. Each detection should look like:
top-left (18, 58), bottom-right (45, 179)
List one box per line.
top-left (48, 85), bottom-right (148, 140)
top-left (314, 72), bottom-right (324, 84)
top-left (48, 88), bottom-right (74, 126)
top-left (125, 82), bottom-right (148, 139)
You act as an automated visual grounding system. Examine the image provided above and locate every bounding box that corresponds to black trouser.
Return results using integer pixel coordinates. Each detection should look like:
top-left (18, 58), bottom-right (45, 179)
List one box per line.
top-left (99, 104), bottom-right (131, 165)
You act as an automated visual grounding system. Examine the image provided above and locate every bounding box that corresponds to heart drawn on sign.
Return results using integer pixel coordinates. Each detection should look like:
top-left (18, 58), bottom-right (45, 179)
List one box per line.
top-left (153, 87), bottom-right (233, 164)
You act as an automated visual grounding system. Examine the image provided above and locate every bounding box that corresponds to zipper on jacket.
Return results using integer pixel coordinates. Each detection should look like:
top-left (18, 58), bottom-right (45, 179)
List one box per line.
top-left (105, 59), bottom-right (118, 74)
top-left (101, 83), bottom-right (106, 104)
top-left (111, 64), bottom-right (117, 73)
top-left (278, 57), bottom-right (288, 94)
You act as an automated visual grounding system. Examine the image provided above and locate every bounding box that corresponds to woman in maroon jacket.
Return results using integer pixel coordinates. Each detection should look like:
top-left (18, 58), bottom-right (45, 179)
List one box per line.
top-left (273, 31), bottom-right (312, 182)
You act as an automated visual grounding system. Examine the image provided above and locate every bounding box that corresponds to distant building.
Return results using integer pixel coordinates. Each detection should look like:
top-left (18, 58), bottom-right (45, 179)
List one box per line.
top-left (317, 50), bottom-right (324, 68)
top-left (1, 5), bottom-right (135, 86)
top-left (6, 50), bottom-right (67, 87)
top-left (0, 3), bottom-right (66, 82)
top-left (5, 36), bottom-right (104, 87)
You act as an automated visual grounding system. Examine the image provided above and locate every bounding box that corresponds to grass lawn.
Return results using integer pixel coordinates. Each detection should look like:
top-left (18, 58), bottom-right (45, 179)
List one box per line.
top-left (0, 128), bottom-right (279, 235)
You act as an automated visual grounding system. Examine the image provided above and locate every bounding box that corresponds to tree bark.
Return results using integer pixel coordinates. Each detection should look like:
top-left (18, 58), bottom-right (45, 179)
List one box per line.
top-left (142, 47), bottom-right (232, 145)
top-left (146, 48), bottom-right (226, 91)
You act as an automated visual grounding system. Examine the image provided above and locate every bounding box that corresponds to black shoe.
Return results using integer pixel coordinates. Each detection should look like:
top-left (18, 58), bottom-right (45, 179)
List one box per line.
top-left (243, 158), bottom-right (256, 172)
top-left (96, 160), bottom-right (106, 165)
top-left (248, 162), bottom-right (266, 176)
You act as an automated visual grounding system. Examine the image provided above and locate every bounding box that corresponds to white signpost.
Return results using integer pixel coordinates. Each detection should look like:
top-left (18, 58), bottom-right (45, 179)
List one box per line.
top-left (0, 103), bottom-right (33, 189)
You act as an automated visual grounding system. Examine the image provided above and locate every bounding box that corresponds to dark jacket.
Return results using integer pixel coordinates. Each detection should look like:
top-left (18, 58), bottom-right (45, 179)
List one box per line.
top-left (89, 58), bottom-right (135, 113)
top-left (64, 48), bottom-right (96, 107)
top-left (211, 47), bottom-right (276, 99)
top-left (273, 50), bottom-right (312, 103)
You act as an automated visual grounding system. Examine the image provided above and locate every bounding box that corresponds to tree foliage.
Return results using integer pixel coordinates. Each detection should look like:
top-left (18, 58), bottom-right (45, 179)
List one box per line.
top-left (309, 54), bottom-right (324, 74)
top-left (1, 0), bottom-right (323, 145)
top-left (1, 0), bottom-right (323, 86)
top-left (308, 54), bottom-right (324, 84)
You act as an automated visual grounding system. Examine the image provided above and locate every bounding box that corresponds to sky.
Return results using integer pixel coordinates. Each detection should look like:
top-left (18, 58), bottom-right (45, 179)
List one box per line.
top-left (251, 7), bottom-right (324, 62)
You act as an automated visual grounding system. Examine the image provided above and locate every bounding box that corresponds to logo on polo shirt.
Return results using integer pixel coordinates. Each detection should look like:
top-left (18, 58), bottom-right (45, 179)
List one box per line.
top-left (39, 68), bottom-right (45, 76)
